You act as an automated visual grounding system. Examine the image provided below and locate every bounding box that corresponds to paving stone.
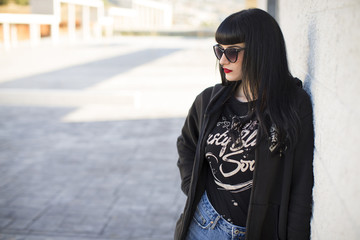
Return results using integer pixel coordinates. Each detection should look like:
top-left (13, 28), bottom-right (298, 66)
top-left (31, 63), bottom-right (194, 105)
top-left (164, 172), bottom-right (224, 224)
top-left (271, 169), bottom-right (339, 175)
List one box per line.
top-left (0, 218), bottom-right (12, 229)
top-left (0, 234), bottom-right (27, 240)
top-left (0, 207), bottom-right (41, 221)
top-left (27, 215), bottom-right (64, 232)
top-left (57, 216), bottom-right (108, 235)
top-left (3, 219), bottom-right (32, 231)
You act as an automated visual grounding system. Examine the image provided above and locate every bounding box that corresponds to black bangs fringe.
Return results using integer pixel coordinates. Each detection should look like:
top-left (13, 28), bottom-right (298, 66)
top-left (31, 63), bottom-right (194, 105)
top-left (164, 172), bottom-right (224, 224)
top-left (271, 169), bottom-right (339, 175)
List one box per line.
top-left (215, 15), bottom-right (246, 45)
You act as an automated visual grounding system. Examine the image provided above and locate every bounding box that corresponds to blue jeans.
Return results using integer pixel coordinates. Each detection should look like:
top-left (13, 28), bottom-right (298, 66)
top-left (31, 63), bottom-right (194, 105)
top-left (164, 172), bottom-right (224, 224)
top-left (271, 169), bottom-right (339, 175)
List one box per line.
top-left (186, 192), bottom-right (246, 240)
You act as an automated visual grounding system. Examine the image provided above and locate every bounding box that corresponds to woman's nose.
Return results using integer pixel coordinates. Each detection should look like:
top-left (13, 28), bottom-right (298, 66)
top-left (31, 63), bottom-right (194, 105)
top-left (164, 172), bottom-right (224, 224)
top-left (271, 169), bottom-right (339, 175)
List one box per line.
top-left (219, 53), bottom-right (229, 65)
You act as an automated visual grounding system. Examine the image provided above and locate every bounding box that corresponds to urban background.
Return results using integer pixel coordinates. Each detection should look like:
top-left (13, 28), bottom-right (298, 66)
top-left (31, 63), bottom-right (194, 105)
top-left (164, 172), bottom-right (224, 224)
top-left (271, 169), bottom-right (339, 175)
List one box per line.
top-left (0, 0), bottom-right (359, 239)
top-left (0, 0), bottom-right (248, 49)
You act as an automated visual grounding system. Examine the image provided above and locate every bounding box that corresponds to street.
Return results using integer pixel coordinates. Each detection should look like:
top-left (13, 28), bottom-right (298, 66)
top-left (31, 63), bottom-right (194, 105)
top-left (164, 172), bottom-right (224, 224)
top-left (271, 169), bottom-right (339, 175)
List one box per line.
top-left (0, 36), bottom-right (218, 240)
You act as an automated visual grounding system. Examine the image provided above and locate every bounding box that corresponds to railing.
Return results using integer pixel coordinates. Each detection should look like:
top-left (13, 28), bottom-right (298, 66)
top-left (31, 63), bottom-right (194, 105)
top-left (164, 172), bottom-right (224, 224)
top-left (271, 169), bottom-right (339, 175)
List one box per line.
top-left (0, 0), bottom-right (173, 50)
top-left (0, 0), bottom-right (104, 50)
top-left (108, 0), bottom-right (172, 32)
top-left (0, 13), bottom-right (59, 49)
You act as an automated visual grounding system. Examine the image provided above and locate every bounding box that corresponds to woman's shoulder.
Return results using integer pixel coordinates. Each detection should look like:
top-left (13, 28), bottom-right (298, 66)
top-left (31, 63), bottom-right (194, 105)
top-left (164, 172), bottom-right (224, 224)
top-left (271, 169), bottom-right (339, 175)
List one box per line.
top-left (292, 79), bottom-right (313, 118)
top-left (194, 83), bottom-right (224, 102)
top-left (199, 83), bottom-right (223, 97)
top-left (189, 83), bottom-right (225, 115)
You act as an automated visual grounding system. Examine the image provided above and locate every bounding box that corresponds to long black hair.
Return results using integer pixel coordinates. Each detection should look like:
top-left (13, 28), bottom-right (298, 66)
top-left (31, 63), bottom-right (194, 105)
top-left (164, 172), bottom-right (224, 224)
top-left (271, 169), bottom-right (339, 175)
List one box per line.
top-left (215, 8), bottom-right (300, 147)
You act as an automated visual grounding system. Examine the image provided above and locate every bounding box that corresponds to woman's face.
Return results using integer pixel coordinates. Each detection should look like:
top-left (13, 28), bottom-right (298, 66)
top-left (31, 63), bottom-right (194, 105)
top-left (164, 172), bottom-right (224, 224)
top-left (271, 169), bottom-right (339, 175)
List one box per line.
top-left (218, 43), bottom-right (245, 82)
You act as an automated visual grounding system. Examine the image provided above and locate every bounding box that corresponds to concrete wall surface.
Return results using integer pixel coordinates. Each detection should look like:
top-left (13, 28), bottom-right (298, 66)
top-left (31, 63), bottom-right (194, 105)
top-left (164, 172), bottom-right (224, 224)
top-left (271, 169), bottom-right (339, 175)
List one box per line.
top-left (278, 0), bottom-right (360, 239)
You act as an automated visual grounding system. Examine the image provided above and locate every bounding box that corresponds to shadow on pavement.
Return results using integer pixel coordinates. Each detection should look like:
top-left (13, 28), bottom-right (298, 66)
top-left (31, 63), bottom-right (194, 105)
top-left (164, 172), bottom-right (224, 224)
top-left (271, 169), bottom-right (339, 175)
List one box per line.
top-left (0, 48), bottom-right (181, 90)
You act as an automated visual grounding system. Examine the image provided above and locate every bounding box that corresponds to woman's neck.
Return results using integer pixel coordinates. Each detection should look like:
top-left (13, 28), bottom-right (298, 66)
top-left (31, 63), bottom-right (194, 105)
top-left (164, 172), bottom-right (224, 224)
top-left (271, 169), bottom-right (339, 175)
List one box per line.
top-left (234, 84), bottom-right (251, 103)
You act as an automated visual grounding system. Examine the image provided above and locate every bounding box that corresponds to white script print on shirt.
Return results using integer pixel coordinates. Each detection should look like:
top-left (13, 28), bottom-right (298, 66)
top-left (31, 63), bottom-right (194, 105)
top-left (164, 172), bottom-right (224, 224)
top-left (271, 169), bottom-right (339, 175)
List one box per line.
top-left (206, 117), bottom-right (258, 193)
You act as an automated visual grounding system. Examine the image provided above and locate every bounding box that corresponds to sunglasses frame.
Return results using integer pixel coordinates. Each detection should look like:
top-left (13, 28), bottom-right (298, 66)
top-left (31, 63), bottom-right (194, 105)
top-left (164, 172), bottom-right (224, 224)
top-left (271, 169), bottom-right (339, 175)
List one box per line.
top-left (213, 44), bottom-right (246, 63)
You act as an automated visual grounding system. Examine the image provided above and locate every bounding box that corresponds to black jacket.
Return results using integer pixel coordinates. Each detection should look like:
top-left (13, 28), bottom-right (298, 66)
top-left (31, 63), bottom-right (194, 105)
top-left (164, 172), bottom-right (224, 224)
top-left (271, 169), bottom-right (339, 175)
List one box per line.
top-left (175, 81), bottom-right (314, 240)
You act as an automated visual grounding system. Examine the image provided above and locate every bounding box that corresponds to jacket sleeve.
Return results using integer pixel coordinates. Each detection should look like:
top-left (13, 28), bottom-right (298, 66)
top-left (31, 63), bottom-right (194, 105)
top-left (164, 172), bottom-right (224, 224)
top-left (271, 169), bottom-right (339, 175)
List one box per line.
top-left (176, 84), bottom-right (217, 196)
top-left (287, 92), bottom-right (315, 239)
top-left (176, 94), bottom-right (202, 196)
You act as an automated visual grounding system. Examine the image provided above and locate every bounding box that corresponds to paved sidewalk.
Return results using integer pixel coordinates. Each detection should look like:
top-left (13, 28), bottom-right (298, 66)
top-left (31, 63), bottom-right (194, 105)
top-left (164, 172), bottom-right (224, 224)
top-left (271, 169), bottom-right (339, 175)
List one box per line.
top-left (0, 36), bottom-right (218, 239)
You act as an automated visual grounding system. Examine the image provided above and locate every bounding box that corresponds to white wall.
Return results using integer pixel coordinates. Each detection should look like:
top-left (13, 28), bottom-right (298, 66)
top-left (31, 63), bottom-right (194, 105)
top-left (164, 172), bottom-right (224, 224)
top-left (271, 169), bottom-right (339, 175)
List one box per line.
top-left (30, 0), bottom-right (57, 14)
top-left (277, 0), bottom-right (360, 239)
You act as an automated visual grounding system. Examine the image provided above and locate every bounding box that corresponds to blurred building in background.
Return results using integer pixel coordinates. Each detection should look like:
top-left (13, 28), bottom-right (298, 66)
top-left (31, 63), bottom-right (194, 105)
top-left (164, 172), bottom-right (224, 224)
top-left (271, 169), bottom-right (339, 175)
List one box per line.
top-left (0, 0), bottom-right (104, 49)
top-left (0, 0), bottom-right (267, 49)
top-left (106, 0), bottom-right (172, 34)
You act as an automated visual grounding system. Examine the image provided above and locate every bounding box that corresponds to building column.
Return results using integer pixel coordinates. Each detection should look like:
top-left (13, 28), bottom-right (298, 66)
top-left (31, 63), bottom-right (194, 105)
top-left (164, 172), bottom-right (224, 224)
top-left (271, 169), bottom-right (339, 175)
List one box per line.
top-left (52, 0), bottom-right (60, 45)
top-left (163, 5), bottom-right (172, 28)
top-left (68, 3), bottom-right (76, 41)
top-left (10, 24), bottom-right (18, 47)
top-left (82, 5), bottom-right (90, 40)
top-left (2, 23), bottom-right (10, 50)
top-left (29, 23), bottom-right (40, 46)
top-left (94, 5), bottom-right (103, 39)
top-left (51, 21), bottom-right (59, 45)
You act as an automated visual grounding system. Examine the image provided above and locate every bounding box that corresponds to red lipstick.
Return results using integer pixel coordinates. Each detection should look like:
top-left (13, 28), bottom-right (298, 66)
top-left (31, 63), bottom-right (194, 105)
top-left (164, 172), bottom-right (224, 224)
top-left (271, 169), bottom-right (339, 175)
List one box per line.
top-left (223, 68), bottom-right (232, 73)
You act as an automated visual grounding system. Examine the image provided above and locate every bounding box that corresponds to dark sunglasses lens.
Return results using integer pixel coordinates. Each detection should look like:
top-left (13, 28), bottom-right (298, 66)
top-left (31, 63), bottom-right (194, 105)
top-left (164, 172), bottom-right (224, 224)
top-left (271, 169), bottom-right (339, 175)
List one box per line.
top-left (225, 49), bottom-right (238, 62)
top-left (214, 46), bottom-right (223, 60)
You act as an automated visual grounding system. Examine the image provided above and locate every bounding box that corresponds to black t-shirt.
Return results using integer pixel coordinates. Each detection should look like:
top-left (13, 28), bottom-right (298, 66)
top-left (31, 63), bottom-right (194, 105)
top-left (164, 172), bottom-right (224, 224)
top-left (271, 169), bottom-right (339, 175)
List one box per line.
top-left (205, 95), bottom-right (258, 227)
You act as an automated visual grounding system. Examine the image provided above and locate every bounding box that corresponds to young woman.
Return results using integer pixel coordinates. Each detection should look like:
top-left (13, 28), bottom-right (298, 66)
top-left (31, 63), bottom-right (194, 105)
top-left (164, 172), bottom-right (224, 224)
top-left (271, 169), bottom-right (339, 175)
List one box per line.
top-left (175, 8), bottom-right (314, 240)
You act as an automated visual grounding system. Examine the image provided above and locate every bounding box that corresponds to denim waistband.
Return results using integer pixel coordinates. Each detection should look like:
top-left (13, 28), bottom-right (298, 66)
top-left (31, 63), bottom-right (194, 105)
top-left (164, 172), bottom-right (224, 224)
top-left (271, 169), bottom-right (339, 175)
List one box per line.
top-left (198, 192), bottom-right (246, 238)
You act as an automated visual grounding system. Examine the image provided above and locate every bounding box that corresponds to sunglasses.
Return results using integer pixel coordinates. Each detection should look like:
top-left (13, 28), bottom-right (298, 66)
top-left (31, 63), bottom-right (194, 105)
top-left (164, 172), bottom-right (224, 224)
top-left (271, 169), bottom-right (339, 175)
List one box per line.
top-left (213, 44), bottom-right (245, 63)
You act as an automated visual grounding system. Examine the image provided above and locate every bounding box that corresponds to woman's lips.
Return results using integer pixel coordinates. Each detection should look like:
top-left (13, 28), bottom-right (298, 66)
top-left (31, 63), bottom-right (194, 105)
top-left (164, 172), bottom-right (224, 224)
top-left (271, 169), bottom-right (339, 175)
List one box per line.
top-left (223, 68), bottom-right (232, 73)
